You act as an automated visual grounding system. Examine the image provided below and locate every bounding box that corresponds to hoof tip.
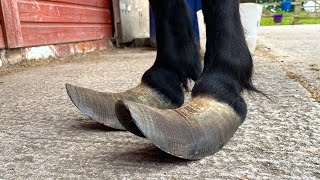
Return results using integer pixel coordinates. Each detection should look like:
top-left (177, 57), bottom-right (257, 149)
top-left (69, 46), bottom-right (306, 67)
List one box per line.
top-left (115, 100), bottom-right (145, 138)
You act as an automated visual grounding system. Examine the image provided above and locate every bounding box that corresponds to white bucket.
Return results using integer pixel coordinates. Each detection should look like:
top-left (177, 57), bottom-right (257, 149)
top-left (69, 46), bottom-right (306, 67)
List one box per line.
top-left (240, 3), bottom-right (263, 53)
top-left (197, 10), bottom-right (206, 53)
top-left (197, 3), bottom-right (263, 53)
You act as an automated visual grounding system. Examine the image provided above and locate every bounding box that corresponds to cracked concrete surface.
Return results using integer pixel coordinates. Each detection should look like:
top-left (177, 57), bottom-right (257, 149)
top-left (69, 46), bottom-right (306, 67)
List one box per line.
top-left (258, 25), bottom-right (320, 95)
top-left (0, 26), bottom-right (319, 179)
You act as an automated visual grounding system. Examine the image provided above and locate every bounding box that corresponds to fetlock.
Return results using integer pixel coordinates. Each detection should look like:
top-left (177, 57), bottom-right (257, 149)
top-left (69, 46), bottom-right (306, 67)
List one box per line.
top-left (141, 66), bottom-right (185, 107)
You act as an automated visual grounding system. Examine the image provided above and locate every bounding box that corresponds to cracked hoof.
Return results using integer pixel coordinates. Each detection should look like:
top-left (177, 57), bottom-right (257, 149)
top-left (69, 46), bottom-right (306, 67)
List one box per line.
top-left (65, 83), bottom-right (177, 130)
top-left (115, 97), bottom-right (242, 160)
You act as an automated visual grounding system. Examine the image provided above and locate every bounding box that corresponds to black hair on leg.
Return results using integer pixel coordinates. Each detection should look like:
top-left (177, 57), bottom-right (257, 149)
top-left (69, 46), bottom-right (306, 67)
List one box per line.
top-left (142, 0), bottom-right (203, 107)
top-left (192, 0), bottom-right (259, 121)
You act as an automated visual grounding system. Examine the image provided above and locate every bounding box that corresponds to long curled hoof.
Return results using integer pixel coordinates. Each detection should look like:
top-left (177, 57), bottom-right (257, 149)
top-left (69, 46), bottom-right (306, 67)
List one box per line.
top-left (65, 83), bottom-right (177, 130)
top-left (115, 97), bottom-right (242, 160)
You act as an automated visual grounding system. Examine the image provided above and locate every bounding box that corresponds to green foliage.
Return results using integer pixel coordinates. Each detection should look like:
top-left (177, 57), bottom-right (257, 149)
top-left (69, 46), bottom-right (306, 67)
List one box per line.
top-left (258, 0), bottom-right (280, 2)
top-left (258, 0), bottom-right (320, 25)
top-left (257, 0), bottom-right (292, 3)
top-left (261, 17), bottom-right (294, 25)
top-left (258, 0), bottom-right (295, 12)
top-left (261, 12), bottom-right (320, 26)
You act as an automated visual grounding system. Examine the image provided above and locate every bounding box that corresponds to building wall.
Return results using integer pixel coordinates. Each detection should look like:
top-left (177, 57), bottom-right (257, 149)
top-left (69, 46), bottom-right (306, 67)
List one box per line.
top-left (0, 0), bottom-right (114, 48)
top-left (0, 24), bottom-right (5, 48)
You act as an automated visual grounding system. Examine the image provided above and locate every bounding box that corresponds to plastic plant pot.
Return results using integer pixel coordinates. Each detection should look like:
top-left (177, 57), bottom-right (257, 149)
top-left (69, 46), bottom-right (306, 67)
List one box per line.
top-left (280, 1), bottom-right (292, 11)
top-left (273, 14), bottom-right (284, 23)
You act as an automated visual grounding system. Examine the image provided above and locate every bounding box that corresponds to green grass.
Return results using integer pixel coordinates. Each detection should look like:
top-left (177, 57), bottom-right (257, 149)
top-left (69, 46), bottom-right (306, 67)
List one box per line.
top-left (260, 12), bottom-right (320, 26)
top-left (299, 18), bottom-right (320, 24)
top-left (261, 16), bottom-right (294, 26)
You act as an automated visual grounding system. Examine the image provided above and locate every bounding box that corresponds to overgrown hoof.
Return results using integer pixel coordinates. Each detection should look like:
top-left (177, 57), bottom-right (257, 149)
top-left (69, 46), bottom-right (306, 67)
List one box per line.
top-left (66, 83), bottom-right (178, 130)
top-left (115, 97), bottom-right (242, 160)
top-left (66, 83), bottom-right (126, 130)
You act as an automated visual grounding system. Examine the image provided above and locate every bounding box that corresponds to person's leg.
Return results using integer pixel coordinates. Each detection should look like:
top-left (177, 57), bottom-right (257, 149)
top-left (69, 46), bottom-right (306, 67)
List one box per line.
top-left (116, 0), bottom-right (258, 159)
top-left (66, 0), bottom-right (202, 130)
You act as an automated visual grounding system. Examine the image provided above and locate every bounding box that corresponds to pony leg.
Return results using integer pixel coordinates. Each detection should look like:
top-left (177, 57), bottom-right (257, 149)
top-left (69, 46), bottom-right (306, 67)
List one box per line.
top-left (116, 0), bottom-right (258, 159)
top-left (192, 0), bottom-right (258, 120)
top-left (66, 0), bottom-right (202, 130)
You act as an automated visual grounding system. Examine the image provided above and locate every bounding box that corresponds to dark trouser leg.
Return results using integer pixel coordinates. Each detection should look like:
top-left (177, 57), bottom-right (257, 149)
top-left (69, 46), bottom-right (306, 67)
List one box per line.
top-left (192, 0), bottom-right (257, 121)
top-left (116, 0), bottom-right (259, 159)
top-left (142, 0), bottom-right (202, 107)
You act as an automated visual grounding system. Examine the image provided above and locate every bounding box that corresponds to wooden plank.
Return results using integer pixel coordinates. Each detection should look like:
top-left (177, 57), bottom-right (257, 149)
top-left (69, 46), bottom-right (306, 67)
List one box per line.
top-left (0, 0), bottom-right (24, 48)
top-left (18, 0), bottom-right (112, 24)
top-left (112, 0), bottom-right (120, 46)
top-left (0, 25), bottom-right (5, 48)
top-left (39, 0), bottom-right (111, 8)
top-left (0, 7), bottom-right (5, 48)
top-left (294, 0), bottom-right (301, 24)
top-left (21, 23), bottom-right (113, 47)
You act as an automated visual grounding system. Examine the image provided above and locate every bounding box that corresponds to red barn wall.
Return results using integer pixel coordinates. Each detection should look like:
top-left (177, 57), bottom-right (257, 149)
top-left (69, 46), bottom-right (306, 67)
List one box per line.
top-left (0, 24), bottom-right (5, 48)
top-left (0, 0), bottom-right (114, 48)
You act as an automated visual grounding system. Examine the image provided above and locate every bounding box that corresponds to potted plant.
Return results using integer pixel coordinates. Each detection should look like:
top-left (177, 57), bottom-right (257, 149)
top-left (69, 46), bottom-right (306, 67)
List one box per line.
top-left (273, 13), bottom-right (284, 23)
top-left (280, 0), bottom-right (292, 11)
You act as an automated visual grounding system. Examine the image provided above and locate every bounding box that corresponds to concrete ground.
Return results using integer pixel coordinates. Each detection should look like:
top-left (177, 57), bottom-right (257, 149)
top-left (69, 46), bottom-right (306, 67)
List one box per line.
top-left (0, 25), bottom-right (319, 179)
top-left (258, 25), bottom-right (320, 101)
